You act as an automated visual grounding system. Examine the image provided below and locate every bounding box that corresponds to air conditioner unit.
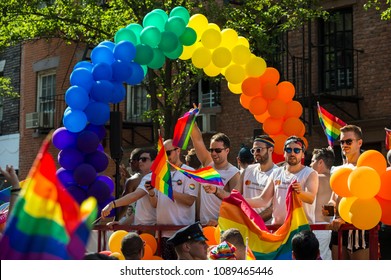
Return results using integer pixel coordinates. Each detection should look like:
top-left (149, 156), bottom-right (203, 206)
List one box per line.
top-left (26, 112), bottom-right (39, 129)
top-left (25, 112), bottom-right (54, 129)
top-left (197, 114), bottom-right (217, 133)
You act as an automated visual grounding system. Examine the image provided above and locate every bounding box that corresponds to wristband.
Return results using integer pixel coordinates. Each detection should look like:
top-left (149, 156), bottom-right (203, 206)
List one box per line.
top-left (214, 187), bottom-right (218, 195)
top-left (11, 188), bottom-right (21, 193)
top-left (112, 200), bottom-right (117, 208)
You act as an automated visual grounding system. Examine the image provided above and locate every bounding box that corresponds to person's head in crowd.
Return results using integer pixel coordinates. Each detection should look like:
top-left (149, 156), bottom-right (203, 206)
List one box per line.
top-left (83, 252), bottom-right (118, 260)
top-left (121, 232), bottom-right (145, 260)
top-left (284, 136), bottom-right (306, 167)
top-left (164, 139), bottom-right (182, 166)
top-left (220, 228), bottom-right (246, 260)
top-left (209, 133), bottom-right (231, 166)
top-left (208, 241), bottom-right (237, 260)
top-left (129, 148), bottom-right (144, 173)
top-left (138, 148), bottom-right (158, 174)
top-left (339, 125), bottom-right (363, 163)
top-left (291, 230), bottom-right (320, 260)
top-left (386, 149), bottom-right (391, 166)
top-left (167, 222), bottom-right (209, 260)
top-left (251, 135), bottom-right (275, 165)
top-left (237, 145), bottom-right (254, 170)
top-left (185, 148), bottom-right (202, 169)
top-left (310, 147), bottom-right (335, 173)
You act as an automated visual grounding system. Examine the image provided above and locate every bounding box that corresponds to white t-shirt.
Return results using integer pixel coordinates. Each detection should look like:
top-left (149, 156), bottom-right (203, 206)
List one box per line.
top-left (200, 162), bottom-right (239, 224)
top-left (156, 164), bottom-right (199, 238)
top-left (133, 173), bottom-right (156, 225)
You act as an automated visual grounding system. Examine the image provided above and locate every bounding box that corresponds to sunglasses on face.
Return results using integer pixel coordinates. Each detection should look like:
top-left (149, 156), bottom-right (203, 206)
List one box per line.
top-left (139, 157), bottom-right (151, 162)
top-left (339, 139), bottom-right (356, 146)
top-left (284, 147), bottom-right (302, 154)
top-left (209, 148), bottom-right (226, 153)
top-left (166, 148), bottom-right (178, 156)
top-left (250, 147), bottom-right (267, 154)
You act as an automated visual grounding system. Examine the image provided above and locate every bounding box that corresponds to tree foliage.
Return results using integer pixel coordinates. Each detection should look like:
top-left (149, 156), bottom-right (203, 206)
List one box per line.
top-left (364, 0), bottom-right (391, 20)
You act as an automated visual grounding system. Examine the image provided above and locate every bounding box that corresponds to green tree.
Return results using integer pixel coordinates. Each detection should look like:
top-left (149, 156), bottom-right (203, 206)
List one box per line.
top-left (364, 0), bottom-right (391, 20)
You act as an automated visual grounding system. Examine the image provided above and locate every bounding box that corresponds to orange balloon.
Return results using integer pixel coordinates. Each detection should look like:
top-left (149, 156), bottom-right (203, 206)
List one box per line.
top-left (240, 93), bottom-right (253, 109)
top-left (357, 150), bottom-right (387, 175)
top-left (338, 196), bottom-right (357, 223)
top-left (203, 226), bottom-right (217, 246)
top-left (108, 230), bottom-right (128, 253)
top-left (109, 251), bottom-right (125, 260)
top-left (263, 117), bottom-right (283, 135)
top-left (348, 166), bottom-right (381, 199)
top-left (139, 233), bottom-right (157, 254)
top-left (330, 167), bottom-right (353, 197)
top-left (277, 81), bottom-right (295, 102)
top-left (268, 99), bottom-right (287, 118)
top-left (376, 196), bottom-right (391, 224)
top-left (282, 117), bottom-right (305, 136)
top-left (259, 67), bottom-right (280, 85)
top-left (248, 96), bottom-right (268, 115)
top-left (151, 255), bottom-right (164, 260)
top-left (254, 111), bottom-right (270, 123)
top-left (241, 77), bottom-right (262, 96)
top-left (262, 83), bottom-right (278, 100)
top-left (99, 250), bottom-right (112, 256)
top-left (271, 134), bottom-right (288, 155)
top-left (350, 198), bottom-right (382, 230)
top-left (284, 101), bottom-right (303, 118)
top-left (142, 244), bottom-right (153, 260)
top-left (378, 170), bottom-right (391, 200)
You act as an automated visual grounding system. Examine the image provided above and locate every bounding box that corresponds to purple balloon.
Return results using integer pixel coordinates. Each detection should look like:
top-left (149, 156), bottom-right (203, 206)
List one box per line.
top-left (87, 180), bottom-right (111, 203)
top-left (73, 163), bottom-right (97, 186)
top-left (98, 195), bottom-right (116, 217)
top-left (58, 148), bottom-right (84, 170)
top-left (85, 151), bottom-right (109, 173)
top-left (97, 143), bottom-right (104, 152)
top-left (96, 175), bottom-right (115, 193)
top-left (85, 123), bottom-right (106, 140)
top-left (67, 186), bottom-right (87, 205)
top-left (77, 130), bottom-right (100, 154)
top-left (52, 127), bottom-right (78, 150)
top-left (56, 168), bottom-right (76, 187)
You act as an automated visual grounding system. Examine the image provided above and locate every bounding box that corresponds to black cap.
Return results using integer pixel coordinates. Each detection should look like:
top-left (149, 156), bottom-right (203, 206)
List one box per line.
top-left (167, 222), bottom-right (208, 247)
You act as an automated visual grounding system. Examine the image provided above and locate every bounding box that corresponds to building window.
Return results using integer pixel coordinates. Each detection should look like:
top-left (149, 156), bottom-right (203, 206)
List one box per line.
top-left (198, 79), bottom-right (221, 108)
top-left (126, 84), bottom-right (150, 122)
top-left (319, 8), bottom-right (353, 92)
top-left (37, 70), bottom-right (56, 128)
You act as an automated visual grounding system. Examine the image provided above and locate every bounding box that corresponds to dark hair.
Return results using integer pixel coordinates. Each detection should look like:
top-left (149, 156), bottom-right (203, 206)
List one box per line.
top-left (121, 232), bottom-right (144, 260)
top-left (340, 124), bottom-right (363, 139)
top-left (312, 147), bottom-right (335, 169)
top-left (291, 230), bottom-right (319, 260)
top-left (185, 148), bottom-right (202, 169)
top-left (211, 133), bottom-right (231, 148)
top-left (83, 252), bottom-right (117, 260)
top-left (284, 136), bottom-right (306, 152)
top-left (130, 148), bottom-right (144, 161)
top-left (220, 228), bottom-right (245, 249)
top-left (254, 135), bottom-right (275, 148)
top-left (143, 147), bottom-right (158, 161)
top-left (238, 145), bottom-right (254, 165)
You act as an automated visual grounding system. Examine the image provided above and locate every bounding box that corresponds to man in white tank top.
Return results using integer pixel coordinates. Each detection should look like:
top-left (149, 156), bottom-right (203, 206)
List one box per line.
top-left (246, 136), bottom-right (318, 225)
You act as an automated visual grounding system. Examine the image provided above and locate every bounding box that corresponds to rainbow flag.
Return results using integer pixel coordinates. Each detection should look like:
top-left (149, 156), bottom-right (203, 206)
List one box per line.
top-left (0, 187), bottom-right (11, 205)
top-left (172, 108), bottom-right (199, 150)
top-left (151, 135), bottom-right (173, 200)
top-left (317, 102), bottom-right (347, 146)
top-left (218, 188), bottom-right (310, 260)
top-left (385, 128), bottom-right (391, 150)
top-left (168, 162), bottom-right (224, 186)
top-left (0, 137), bottom-right (97, 260)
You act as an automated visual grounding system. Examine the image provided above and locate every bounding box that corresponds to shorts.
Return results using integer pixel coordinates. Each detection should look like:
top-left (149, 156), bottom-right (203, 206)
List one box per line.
top-left (330, 230), bottom-right (369, 253)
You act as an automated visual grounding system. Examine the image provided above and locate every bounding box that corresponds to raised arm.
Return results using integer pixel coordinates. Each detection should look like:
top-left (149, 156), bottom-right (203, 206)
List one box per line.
top-left (190, 122), bottom-right (212, 167)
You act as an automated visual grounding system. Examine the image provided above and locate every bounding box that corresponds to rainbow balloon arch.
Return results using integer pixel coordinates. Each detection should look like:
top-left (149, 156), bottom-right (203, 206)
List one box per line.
top-left (51, 6), bottom-right (307, 215)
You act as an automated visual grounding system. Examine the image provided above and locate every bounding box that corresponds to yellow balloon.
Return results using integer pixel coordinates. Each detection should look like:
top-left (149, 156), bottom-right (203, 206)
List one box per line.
top-left (108, 230), bottom-right (128, 254)
top-left (338, 196), bottom-right (357, 223)
top-left (330, 167), bottom-right (353, 197)
top-left (188, 14), bottom-right (209, 41)
top-left (237, 36), bottom-right (250, 48)
top-left (109, 251), bottom-right (125, 260)
top-left (203, 62), bottom-right (221, 77)
top-left (225, 64), bottom-right (246, 84)
top-left (348, 166), bottom-right (381, 199)
top-left (201, 28), bottom-right (222, 49)
top-left (228, 82), bottom-right (243, 94)
top-left (245, 56), bottom-right (267, 77)
top-left (214, 225), bottom-right (221, 243)
top-left (221, 28), bottom-right (238, 48)
top-left (191, 46), bottom-right (211, 68)
top-left (350, 198), bottom-right (382, 230)
top-left (231, 44), bottom-right (251, 65)
top-left (207, 23), bottom-right (221, 31)
top-left (179, 44), bottom-right (198, 60)
top-left (212, 47), bottom-right (231, 68)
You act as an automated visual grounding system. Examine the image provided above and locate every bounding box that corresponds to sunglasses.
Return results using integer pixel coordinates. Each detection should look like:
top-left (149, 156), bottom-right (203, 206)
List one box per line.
top-left (208, 148), bottom-right (226, 153)
top-left (166, 148), bottom-right (178, 156)
top-left (285, 147), bottom-right (302, 154)
top-left (139, 157), bottom-right (151, 162)
top-left (339, 139), bottom-right (356, 146)
top-left (250, 147), bottom-right (267, 154)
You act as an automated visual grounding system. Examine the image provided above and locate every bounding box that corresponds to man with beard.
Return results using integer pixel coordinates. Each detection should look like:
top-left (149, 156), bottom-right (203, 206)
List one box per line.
top-left (246, 136), bottom-right (318, 225)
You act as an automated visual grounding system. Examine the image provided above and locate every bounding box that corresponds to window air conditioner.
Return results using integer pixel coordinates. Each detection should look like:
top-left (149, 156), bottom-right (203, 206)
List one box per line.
top-left (25, 112), bottom-right (54, 129)
top-left (25, 112), bottom-right (39, 129)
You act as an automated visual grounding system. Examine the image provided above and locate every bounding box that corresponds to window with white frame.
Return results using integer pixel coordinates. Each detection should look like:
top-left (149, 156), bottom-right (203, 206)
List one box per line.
top-left (126, 84), bottom-right (150, 122)
top-left (37, 70), bottom-right (56, 128)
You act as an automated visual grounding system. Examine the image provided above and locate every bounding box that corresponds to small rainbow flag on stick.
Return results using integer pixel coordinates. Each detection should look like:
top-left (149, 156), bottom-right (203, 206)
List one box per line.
top-left (0, 136), bottom-right (97, 260)
top-left (385, 128), bottom-right (391, 150)
top-left (172, 108), bottom-right (199, 150)
top-left (317, 102), bottom-right (347, 146)
top-left (151, 135), bottom-right (173, 200)
top-left (168, 162), bottom-right (224, 186)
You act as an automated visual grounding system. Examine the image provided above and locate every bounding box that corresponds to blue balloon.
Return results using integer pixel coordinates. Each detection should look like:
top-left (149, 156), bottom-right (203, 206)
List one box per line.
top-left (85, 151), bottom-right (109, 173)
top-left (70, 68), bottom-right (94, 92)
top-left (90, 45), bottom-right (115, 65)
top-left (63, 109), bottom-right (88, 133)
top-left (92, 62), bottom-right (113, 81)
top-left (77, 130), bottom-right (100, 154)
top-left (111, 60), bottom-right (133, 82)
top-left (84, 102), bottom-right (110, 125)
top-left (126, 62), bottom-right (145, 85)
top-left (96, 175), bottom-right (115, 193)
top-left (90, 80), bottom-right (114, 103)
top-left (58, 148), bottom-right (84, 170)
top-left (87, 179), bottom-right (111, 203)
top-left (113, 41), bottom-right (136, 63)
top-left (85, 123), bottom-right (106, 140)
top-left (73, 61), bottom-right (93, 71)
top-left (99, 40), bottom-right (116, 51)
top-left (52, 127), bottom-right (78, 150)
top-left (65, 85), bottom-right (90, 110)
top-left (73, 163), bottom-right (97, 186)
top-left (111, 82), bottom-right (126, 104)
top-left (56, 168), bottom-right (76, 188)
top-left (67, 186), bottom-right (87, 205)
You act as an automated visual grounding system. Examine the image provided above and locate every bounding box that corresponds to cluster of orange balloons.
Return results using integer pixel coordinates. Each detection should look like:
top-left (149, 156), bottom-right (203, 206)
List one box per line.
top-left (330, 150), bottom-right (391, 230)
top-left (104, 230), bottom-right (162, 260)
top-left (202, 225), bottom-right (222, 246)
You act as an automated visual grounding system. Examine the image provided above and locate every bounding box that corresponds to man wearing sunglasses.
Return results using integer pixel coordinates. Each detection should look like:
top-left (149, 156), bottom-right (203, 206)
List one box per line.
top-left (246, 136), bottom-right (318, 225)
top-left (148, 139), bottom-right (199, 260)
top-left (190, 115), bottom-right (240, 226)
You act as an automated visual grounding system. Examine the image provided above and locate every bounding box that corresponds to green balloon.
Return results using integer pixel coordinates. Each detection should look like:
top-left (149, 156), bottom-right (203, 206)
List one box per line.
top-left (134, 44), bottom-right (154, 65)
top-left (141, 64), bottom-right (148, 76)
top-left (140, 26), bottom-right (161, 48)
top-left (165, 44), bottom-right (183, 60)
top-left (159, 31), bottom-right (179, 53)
top-left (165, 16), bottom-right (186, 37)
top-left (169, 6), bottom-right (190, 25)
top-left (143, 11), bottom-right (166, 32)
top-left (148, 48), bottom-right (166, 69)
top-left (180, 27), bottom-right (197, 46)
top-left (126, 23), bottom-right (143, 44)
top-left (152, 9), bottom-right (168, 22)
top-left (114, 28), bottom-right (137, 45)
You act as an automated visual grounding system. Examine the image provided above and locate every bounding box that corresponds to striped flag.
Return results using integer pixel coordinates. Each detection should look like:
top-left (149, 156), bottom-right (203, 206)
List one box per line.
top-left (218, 187), bottom-right (310, 260)
top-left (167, 162), bottom-right (224, 186)
top-left (317, 102), bottom-right (347, 146)
top-left (172, 108), bottom-right (199, 150)
top-left (150, 135), bottom-right (173, 200)
top-left (386, 128), bottom-right (391, 150)
top-left (0, 136), bottom-right (97, 260)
